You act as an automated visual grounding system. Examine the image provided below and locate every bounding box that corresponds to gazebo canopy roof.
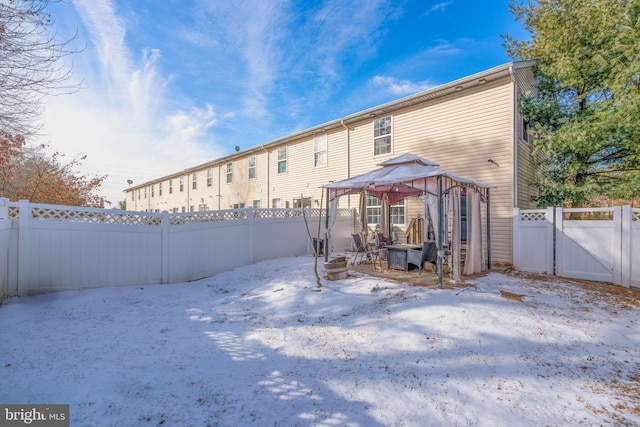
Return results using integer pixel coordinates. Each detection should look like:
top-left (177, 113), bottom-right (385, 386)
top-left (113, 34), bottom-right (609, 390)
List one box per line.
top-left (325, 153), bottom-right (491, 203)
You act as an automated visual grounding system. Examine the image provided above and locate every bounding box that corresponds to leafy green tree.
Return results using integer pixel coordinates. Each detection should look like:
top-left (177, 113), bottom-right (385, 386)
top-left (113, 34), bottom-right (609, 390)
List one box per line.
top-left (504, 0), bottom-right (640, 207)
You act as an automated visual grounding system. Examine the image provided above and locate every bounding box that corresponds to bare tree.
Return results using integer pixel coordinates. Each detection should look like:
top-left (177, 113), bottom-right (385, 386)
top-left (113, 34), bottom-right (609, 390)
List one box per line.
top-left (0, 0), bottom-right (79, 137)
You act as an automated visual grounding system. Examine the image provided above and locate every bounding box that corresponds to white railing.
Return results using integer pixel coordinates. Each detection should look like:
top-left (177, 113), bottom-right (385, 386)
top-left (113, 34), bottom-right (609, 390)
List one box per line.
top-left (513, 206), bottom-right (639, 288)
top-left (0, 199), bottom-right (354, 298)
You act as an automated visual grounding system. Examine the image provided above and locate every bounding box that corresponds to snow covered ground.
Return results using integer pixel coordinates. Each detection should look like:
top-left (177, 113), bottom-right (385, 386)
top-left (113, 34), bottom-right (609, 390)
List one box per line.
top-left (1, 255), bottom-right (639, 426)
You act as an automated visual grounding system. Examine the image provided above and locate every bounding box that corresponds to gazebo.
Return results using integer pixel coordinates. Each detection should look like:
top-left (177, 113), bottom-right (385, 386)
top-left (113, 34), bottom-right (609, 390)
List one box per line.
top-left (324, 154), bottom-right (493, 288)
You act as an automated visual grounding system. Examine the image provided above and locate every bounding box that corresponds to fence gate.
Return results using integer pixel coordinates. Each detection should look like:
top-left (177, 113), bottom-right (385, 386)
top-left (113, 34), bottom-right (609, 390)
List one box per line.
top-left (514, 206), bottom-right (639, 288)
top-left (555, 207), bottom-right (621, 285)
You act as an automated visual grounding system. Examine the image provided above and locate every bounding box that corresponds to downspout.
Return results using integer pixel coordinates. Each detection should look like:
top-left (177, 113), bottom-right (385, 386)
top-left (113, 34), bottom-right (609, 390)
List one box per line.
top-left (509, 65), bottom-right (519, 209)
top-left (262, 145), bottom-right (269, 207)
top-left (340, 120), bottom-right (351, 206)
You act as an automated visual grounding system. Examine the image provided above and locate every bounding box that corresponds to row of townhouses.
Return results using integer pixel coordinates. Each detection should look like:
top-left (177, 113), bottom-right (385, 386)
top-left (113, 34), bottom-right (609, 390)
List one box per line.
top-left (125, 61), bottom-right (539, 264)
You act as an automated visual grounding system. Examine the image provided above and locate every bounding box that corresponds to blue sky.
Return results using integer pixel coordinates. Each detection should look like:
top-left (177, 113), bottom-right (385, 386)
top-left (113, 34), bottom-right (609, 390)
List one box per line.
top-left (40, 0), bottom-right (529, 205)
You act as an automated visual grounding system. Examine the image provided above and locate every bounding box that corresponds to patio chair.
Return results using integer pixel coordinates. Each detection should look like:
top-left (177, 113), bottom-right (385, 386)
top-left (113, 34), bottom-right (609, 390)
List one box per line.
top-left (407, 241), bottom-right (437, 276)
top-left (351, 233), bottom-right (380, 269)
top-left (376, 232), bottom-right (391, 248)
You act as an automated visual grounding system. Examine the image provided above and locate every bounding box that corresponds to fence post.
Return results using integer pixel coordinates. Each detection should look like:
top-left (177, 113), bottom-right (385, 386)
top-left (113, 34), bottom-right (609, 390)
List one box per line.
top-left (17, 200), bottom-right (30, 297)
top-left (621, 205), bottom-right (631, 288)
top-left (161, 211), bottom-right (169, 284)
top-left (0, 198), bottom-right (8, 219)
top-left (611, 206), bottom-right (622, 285)
top-left (545, 207), bottom-right (555, 275)
top-left (512, 208), bottom-right (520, 268)
top-left (554, 206), bottom-right (564, 278)
top-left (247, 208), bottom-right (254, 264)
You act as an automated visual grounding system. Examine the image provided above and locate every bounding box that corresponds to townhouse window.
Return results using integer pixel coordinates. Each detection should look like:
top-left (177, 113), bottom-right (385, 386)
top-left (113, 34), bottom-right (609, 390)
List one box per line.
top-left (233, 203), bottom-right (245, 209)
top-left (314, 135), bottom-right (327, 167)
top-left (151, 185), bottom-right (154, 198)
top-left (366, 194), bottom-right (405, 225)
top-left (207, 168), bottom-right (212, 187)
top-left (172, 207), bottom-right (178, 213)
top-left (131, 192), bottom-right (134, 201)
top-left (366, 195), bottom-right (381, 225)
top-left (522, 118), bottom-right (530, 143)
top-left (272, 198), bottom-right (281, 208)
top-left (277, 146), bottom-right (287, 174)
top-left (293, 197), bottom-right (311, 208)
top-left (159, 182), bottom-right (163, 196)
top-left (198, 203), bottom-right (208, 211)
top-left (181, 206), bottom-right (185, 212)
top-left (373, 116), bottom-right (392, 155)
top-left (192, 172), bottom-right (197, 190)
top-left (179, 176), bottom-right (184, 192)
top-left (390, 200), bottom-right (406, 225)
top-left (169, 180), bottom-right (173, 194)
top-left (248, 155), bottom-right (256, 179)
top-left (252, 199), bottom-right (261, 208)
top-left (226, 162), bottom-right (233, 183)
top-left (137, 189), bottom-right (140, 200)
top-left (144, 187), bottom-right (147, 199)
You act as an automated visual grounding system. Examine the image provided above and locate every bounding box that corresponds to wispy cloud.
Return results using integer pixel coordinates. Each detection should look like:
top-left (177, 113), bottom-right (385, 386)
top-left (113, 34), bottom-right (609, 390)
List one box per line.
top-left (425, 2), bottom-right (453, 16)
top-left (38, 0), bottom-right (223, 205)
top-left (370, 75), bottom-right (435, 95)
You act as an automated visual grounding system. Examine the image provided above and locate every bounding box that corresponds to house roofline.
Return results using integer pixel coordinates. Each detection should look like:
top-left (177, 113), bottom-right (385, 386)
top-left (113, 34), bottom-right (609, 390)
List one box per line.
top-left (127, 61), bottom-right (535, 191)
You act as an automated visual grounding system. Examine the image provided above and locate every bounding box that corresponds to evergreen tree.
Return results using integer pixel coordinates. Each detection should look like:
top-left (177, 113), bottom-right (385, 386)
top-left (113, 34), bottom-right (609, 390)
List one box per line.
top-left (504, 0), bottom-right (640, 206)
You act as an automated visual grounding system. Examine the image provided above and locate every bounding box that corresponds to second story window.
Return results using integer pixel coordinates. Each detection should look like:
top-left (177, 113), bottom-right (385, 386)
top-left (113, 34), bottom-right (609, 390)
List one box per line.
top-left (207, 168), bottom-right (212, 186)
top-left (159, 182), bottom-right (163, 196)
top-left (144, 187), bottom-right (147, 199)
top-left (169, 180), bottom-right (173, 194)
top-left (248, 155), bottom-right (256, 179)
top-left (192, 172), bottom-right (197, 190)
top-left (277, 146), bottom-right (287, 174)
top-left (151, 185), bottom-right (154, 197)
top-left (374, 116), bottom-right (392, 155)
top-left (314, 135), bottom-right (327, 167)
top-left (179, 176), bottom-right (184, 192)
top-left (226, 162), bottom-right (233, 183)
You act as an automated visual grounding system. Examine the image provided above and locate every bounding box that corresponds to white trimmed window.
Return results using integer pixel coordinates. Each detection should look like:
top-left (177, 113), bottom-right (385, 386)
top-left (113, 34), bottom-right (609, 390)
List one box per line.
top-left (272, 198), bottom-right (281, 208)
top-left (226, 162), bottom-right (233, 183)
top-left (169, 180), bottom-right (173, 194)
top-left (253, 199), bottom-right (261, 208)
top-left (248, 155), bottom-right (256, 179)
top-left (314, 135), bottom-right (327, 167)
top-left (207, 168), bottom-right (212, 186)
top-left (159, 182), bottom-right (163, 196)
top-left (192, 172), bottom-right (197, 190)
top-left (151, 185), bottom-right (154, 197)
top-left (373, 116), bottom-right (392, 155)
top-left (179, 177), bottom-right (184, 192)
top-left (366, 194), bottom-right (405, 225)
top-left (277, 147), bottom-right (287, 174)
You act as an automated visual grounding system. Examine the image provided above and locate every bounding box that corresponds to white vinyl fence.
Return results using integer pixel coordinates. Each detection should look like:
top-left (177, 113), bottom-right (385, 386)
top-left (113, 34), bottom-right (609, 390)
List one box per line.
top-left (513, 206), bottom-right (639, 288)
top-left (0, 199), bottom-right (355, 299)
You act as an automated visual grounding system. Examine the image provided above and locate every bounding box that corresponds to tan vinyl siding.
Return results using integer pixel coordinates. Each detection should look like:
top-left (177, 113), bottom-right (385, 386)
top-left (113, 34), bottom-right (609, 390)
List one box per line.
top-left (125, 63), bottom-right (538, 264)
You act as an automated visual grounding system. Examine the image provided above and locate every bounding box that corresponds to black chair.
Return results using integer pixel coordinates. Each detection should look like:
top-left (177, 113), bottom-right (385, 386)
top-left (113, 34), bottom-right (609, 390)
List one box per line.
top-left (407, 241), bottom-right (437, 276)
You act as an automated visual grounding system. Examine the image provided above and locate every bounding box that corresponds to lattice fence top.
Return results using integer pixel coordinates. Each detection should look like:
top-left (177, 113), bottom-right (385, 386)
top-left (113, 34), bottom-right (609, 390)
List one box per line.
top-left (30, 207), bottom-right (162, 225)
top-left (4, 203), bottom-right (354, 224)
top-left (169, 210), bottom-right (248, 225)
top-left (252, 209), bottom-right (303, 219)
top-left (8, 206), bottom-right (18, 219)
top-left (520, 211), bottom-right (547, 222)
